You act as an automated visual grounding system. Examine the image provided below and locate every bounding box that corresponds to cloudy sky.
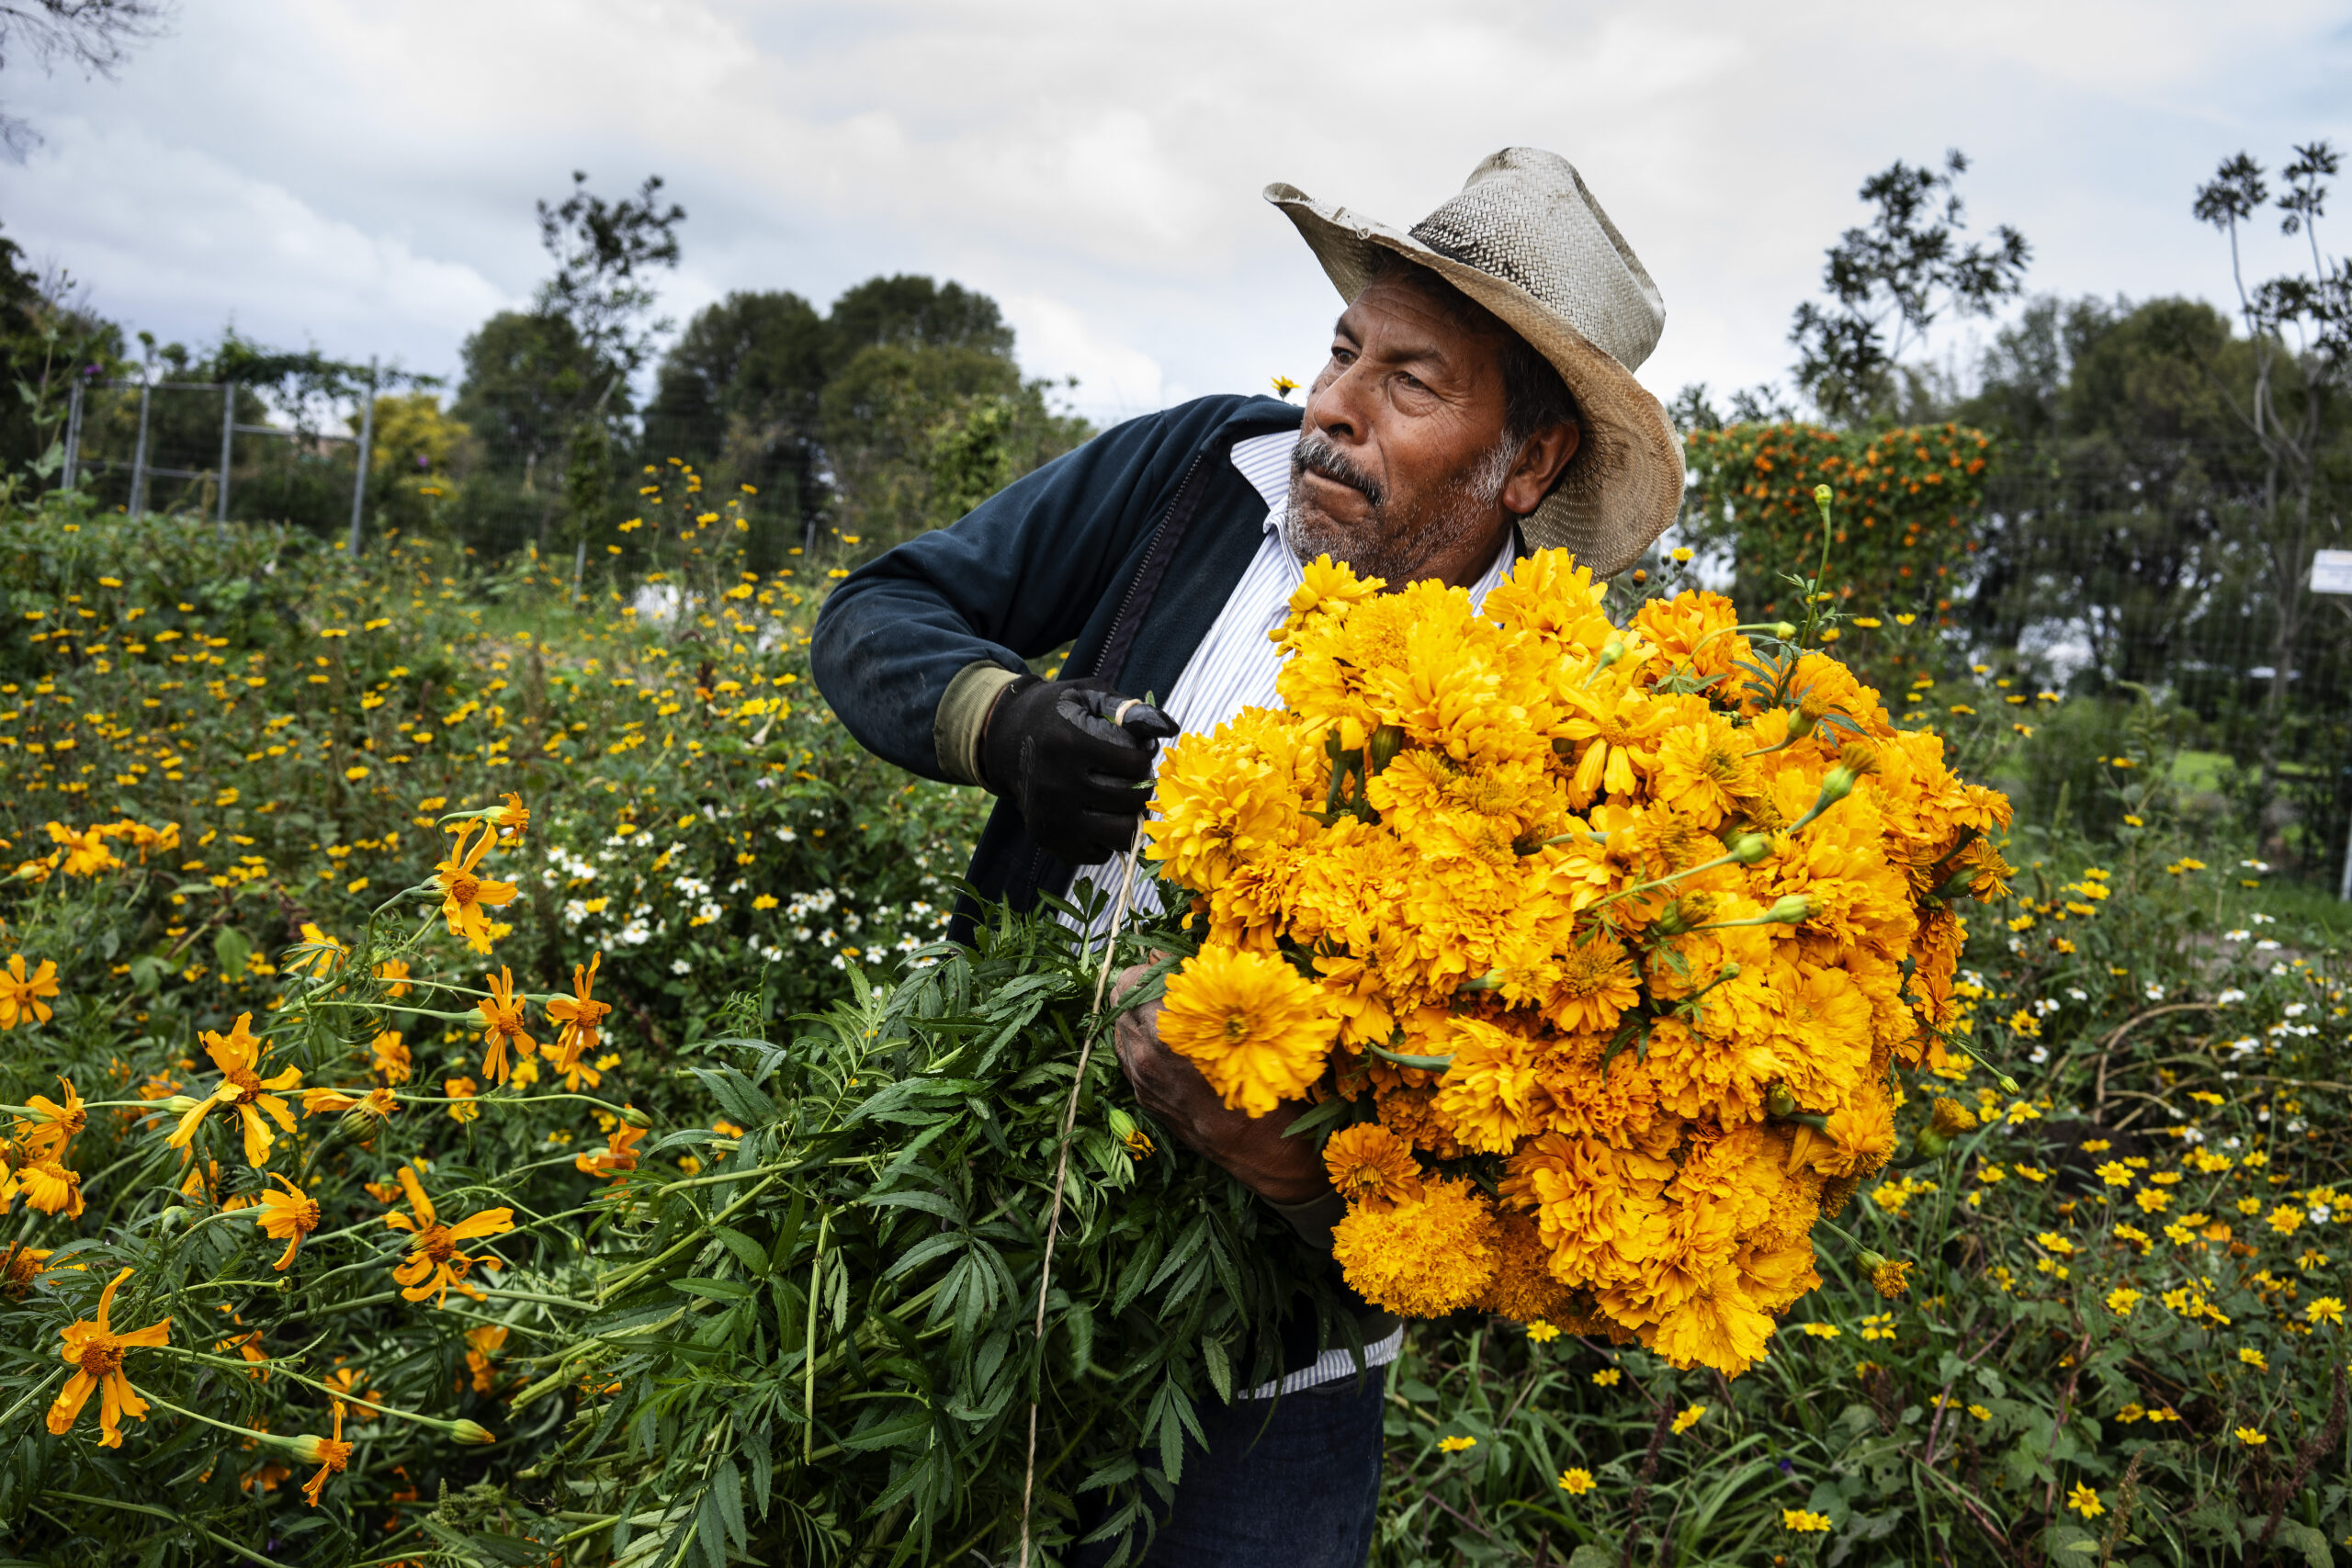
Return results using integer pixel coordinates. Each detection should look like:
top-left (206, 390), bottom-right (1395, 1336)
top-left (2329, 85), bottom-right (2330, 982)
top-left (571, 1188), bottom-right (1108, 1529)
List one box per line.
top-left (5, 0), bottom-right (2347, 426)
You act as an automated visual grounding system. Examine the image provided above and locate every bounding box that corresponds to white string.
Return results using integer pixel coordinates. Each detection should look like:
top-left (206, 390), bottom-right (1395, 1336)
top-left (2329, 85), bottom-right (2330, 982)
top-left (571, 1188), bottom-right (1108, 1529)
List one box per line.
top-left (1019, 818), bottom-right (1147, 1567)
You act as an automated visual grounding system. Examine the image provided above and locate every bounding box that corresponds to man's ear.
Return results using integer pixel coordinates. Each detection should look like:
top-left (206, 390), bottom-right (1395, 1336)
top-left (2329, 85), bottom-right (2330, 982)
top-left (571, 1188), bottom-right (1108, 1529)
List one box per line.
top-left (1500, 422), bottom-right (1581, 518)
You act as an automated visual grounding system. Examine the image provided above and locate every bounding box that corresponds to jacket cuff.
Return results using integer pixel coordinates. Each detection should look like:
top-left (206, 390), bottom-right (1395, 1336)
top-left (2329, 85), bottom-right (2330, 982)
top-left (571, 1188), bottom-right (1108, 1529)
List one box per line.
top-left (934, 661), bottom-right (1025, 787)
top-left (1264, 1189), bottom-right (1349, 1251)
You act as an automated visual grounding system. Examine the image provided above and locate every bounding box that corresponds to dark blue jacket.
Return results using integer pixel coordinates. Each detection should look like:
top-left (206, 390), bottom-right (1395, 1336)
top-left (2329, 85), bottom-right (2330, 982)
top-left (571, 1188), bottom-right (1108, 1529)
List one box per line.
top-left (813, 393), bottom-right (1305, 919)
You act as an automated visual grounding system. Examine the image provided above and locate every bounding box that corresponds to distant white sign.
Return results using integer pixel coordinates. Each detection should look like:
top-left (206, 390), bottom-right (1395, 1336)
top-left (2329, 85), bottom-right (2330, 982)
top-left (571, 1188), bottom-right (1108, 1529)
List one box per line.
top-left (2313, 549), bottom-right (2352, 595)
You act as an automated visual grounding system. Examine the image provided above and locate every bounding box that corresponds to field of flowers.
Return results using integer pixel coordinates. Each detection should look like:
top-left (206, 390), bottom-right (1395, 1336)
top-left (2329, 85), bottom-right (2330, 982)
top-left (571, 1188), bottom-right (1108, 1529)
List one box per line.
top-left (0, 487), bottom-right (2346, 1566)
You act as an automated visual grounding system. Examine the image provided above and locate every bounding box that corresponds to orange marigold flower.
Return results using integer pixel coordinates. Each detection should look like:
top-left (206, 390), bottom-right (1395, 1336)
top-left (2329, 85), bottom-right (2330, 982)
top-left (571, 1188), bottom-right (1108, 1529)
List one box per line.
top-left (300, 1085), bottom-right (398, 1121)
top-left (283, 922), bottom-right (347, 977)
top-left (254, 1174), bottom-right (322, 1270)
top-left (444, 1077), bottom-right (480, 1123)
top-left (374, 958), bottom-right (413, 998)
top-left (16, 1076), bottom-right (85, 1159)
top-left (12, 1154), bottom-right (84, 1218)
top-left (464, 1324), bottom-right (509, 1393)
top-left (45, 1268), bottom-right (171, 1448)
top-left (1324, 1122), bottom-right (1425, 1213)
top-left (476, 967), bottom-right (536, 1086)
top-left (294, 1399), bottom-right (353, 1506)
top-left (492, 791), bottom-right (529, 842)
top-left (0, 953), bottom-right (61, 1030)
top-left (435, 821), bottom-right (517, 954)
top-left (46, 821), bottom-right (120, 877)
top-left (370, 1029), bottom-right (412, 1085)
top-left (383, 1166), bottom-right (514, 1307)
top-left (0, 1240), bottom-right (51, 1297)
top-left (166, 1012), bottom-right (301, 1167)
top-left (1331, 1178), bottom-right (1498, 1316)
top-left (576, 1119), bottom-right (648, 1179)
top-left (546, 953), bottom-right (610, 1069)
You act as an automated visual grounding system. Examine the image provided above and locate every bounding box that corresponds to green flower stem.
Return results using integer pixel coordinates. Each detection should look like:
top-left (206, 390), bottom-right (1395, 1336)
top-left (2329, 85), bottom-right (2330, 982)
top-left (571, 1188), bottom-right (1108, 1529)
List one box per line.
top-left (141, 1391), bottom-right (297, 1449)
top-left (154, 1344), bottom-right (475, 1436)
top-left (595, 1169), bottom-right (785, 1303)
top-left (1364, 1042), bottom-right (1455, 1073)
top-left (38, 1494), bottom-right (278, 1568)
top-left (0, 1366), bottom-right (64, 1431)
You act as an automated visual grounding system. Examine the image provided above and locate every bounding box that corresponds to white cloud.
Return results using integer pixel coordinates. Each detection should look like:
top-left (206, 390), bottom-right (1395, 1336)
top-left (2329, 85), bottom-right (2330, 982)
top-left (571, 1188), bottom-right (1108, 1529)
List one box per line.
top-left (2, 0), bottom-right (2345, 417)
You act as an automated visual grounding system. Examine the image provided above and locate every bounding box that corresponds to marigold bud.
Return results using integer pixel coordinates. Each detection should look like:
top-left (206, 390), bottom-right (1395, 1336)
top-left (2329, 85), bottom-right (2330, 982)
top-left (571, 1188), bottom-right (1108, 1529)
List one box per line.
top-left (1928, 1098), bottom-right (1978, 1138)
top-left (1813, 484), bottom-right (1833, 504)
top-left (161, 1095), bottom-right (202, 1115)
top-left (1838, 742), bottom-right (1879, 776)
top-left (621, 1105), bottom-right (651, 1129)
top-left (449, 1419), bottom-right (497, 1445)
top-left (1760, 895), bottom-right (1811, 925)
top-left (1767, 1083), bottom-right (1801, 1120)
top-left (1726, 833), bottom-right (1773, 865)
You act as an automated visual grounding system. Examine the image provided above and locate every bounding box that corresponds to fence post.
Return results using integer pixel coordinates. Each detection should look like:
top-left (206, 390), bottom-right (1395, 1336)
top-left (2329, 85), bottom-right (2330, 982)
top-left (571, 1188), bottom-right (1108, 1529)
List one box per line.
top-left (346, 359), bottom-right (377, 555)
top-left (60, 378), bottom-right (84, 491)
top-left (130, 378), bottom-right (153, 517)
top-left (218, 381), bottom-right (236, 524)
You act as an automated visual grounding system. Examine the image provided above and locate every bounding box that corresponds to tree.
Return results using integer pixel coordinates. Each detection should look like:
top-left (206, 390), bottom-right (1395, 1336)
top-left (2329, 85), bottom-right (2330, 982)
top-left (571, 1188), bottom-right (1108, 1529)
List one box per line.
top-left (1790, 151), bottom-right (2030, 425)
top-left (2190, 141), bottom-right (2352, 818)
top-left (535, 171), bottom-right (685, 382)
top-left (0, 0), bottom-right (171, 157)
top-left (641, 290), bottom-right (829, 533)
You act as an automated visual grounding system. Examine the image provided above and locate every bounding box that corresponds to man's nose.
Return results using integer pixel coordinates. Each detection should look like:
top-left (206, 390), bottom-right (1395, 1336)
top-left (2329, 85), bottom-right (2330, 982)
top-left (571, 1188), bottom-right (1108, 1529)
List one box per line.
top-left (1306, 359), bottom-right (1372, 446)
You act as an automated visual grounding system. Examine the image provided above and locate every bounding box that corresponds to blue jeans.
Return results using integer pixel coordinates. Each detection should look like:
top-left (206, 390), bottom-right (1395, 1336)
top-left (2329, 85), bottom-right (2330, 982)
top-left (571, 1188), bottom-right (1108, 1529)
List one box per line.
top-left (1069, 1374), bottom-right (1385, 1568)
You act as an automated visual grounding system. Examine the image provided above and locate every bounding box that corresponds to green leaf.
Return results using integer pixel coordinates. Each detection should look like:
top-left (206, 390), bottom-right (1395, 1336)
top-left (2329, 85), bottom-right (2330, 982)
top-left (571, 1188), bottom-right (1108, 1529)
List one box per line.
top-left (1200, 1337), bottom-right (1231, 1404)
top-left (670, 1278), bottom-right (753, 1301)
top-left (710, 1225), bottom-right (768, 1275)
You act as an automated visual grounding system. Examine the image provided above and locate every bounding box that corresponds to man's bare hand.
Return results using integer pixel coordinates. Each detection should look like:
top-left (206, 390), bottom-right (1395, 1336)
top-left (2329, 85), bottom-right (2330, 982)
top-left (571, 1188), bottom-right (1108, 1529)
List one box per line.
top-left (1113, 964), bottom-right (1329, 1205)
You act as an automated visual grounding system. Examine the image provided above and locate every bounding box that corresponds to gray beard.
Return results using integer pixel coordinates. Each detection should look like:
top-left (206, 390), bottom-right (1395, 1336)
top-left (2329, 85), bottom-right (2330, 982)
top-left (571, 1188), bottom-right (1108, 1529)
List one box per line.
top-left (1282, 429), bottom-right (1516, 585)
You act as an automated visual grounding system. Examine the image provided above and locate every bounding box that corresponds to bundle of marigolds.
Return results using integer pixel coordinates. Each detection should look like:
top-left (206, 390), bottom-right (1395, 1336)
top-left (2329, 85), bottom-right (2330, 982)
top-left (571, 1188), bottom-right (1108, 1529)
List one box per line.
top-left (1147, 544), bottom-right (2014, 1374)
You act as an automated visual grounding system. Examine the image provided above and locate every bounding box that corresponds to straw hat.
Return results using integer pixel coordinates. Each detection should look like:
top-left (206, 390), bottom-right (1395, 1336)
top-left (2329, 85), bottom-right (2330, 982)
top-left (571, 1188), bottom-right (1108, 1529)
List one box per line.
top-left (1265, 148), bottom-right (1684, 578)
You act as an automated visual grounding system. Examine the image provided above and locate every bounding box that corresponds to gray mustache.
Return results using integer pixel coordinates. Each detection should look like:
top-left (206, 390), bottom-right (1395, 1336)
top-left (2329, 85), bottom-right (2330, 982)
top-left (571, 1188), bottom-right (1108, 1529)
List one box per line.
top-left (1292, 431), bottom-right (1385, 508)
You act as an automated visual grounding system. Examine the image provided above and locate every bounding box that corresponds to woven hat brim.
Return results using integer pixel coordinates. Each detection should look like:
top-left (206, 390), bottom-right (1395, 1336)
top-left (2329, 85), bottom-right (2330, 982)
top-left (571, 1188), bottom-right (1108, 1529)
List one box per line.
top-left (1269, 187), bottom-right (1684, 579)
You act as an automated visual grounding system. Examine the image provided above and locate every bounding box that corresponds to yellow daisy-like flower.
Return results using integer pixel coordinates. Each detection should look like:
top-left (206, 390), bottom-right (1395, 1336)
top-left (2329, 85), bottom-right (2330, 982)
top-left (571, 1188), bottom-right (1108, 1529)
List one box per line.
top-left (2066, 1483), bottom-right (2103, 1519)
top-left (1558, 1466), bottom-right (1595, 1495)
top-left (475, 966), bottom-right (537, 1086)
top-left (0, 953), bottom-right (62, 1030)
top-left (546, 953), bottom-right (611, 1069)
top-left (45, 1269), bottom-right (171, 1449)
top-left (16, 1077), bottom-right (85, 1160)
top-left (294, 1399), bottom-right (353, 1506)
top-left (1331, 1178), bottom-right (1497, 1316)
top-left (383, 1166), bottom-right (514, 1307)
top-left (166, 1013), bottom-right (301, 1168)
top-left (1672, 1404), bottom-right (1707, 1434)
top-left (1781, 1510), bottom-right (1833, 1533)
top-left (254, 1174), bottom-right (322, 1270)
top-left (1158, 946), bottom-right (1335, 1118)
top-left (435, 821), bottom-right (518, 954)
top-left (1437, 1435), bottom-right (1477, 1453)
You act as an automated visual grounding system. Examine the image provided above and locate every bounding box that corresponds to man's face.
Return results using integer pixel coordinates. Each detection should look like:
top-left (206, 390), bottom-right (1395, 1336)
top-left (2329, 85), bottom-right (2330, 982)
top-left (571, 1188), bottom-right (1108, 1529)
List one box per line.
top-left (1284, 265), bottom-right (1569, 587)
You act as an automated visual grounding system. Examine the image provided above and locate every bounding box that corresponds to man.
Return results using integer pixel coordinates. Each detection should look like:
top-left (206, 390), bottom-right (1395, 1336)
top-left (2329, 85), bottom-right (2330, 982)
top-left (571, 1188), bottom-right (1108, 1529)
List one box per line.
top-left (812, 147), bottom-right (1684, 1564)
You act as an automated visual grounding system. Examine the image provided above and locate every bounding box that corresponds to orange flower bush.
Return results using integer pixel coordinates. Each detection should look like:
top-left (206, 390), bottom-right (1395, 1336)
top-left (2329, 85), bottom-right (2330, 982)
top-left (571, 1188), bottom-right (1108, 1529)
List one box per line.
top-left (1148, 547), bottom-right (2011, 1373)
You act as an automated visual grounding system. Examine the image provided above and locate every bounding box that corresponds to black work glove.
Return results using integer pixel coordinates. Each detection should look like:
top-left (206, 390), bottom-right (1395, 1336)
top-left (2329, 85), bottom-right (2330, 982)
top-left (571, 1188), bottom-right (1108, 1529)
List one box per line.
top-left (979, 676), bottom-right (1180, 866)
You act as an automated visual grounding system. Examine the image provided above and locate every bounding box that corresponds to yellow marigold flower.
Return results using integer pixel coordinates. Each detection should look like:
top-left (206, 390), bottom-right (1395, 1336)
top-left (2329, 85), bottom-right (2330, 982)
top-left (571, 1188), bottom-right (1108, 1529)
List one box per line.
top-left (1559, 1465), bottom-right (1596, 1494)
top-left (383, 1165), bottom-right (514, 1307)
top-left (8, 1152), bottom-right (84, 1218)
top-left (435, 821), bottom-right (518, 953)
top-left (1437, 1435), bottom-right (1477, 1452)
top-left (254, 1173), bottom-right (322, 1270)
top-left (492, 791), bottom-right (529, 842)
top-left (1870, 1258), bottom-right (1914, 1299)
top-left (445, 1077), bottom-right (480, 1124)
top-left (16, 1077), bottom-right (85, 1160)
top-left (0, 1240), bottom-right (51, 1297)
top-left (47, 821), bottom-right (121, 877)
top-left (475, 966), bottom-right (537, 1086)
top-left (45, 1269), bottom-right (171, 1448)
top-left (465, 1325), bottom-right (509, 1394)
top-left (370, 1029), bottom-right (412, 1085)
top-left (1158, 945), bottom-right (1334, 1118)
top-left (1431, 1016), bottom-right (1544, 1155)
top-left (547, 953), bottom-right (611, 1069)
top-left (576, 1119), bottom-right (648, 1179)
top-left (1323, 1122), bottom-right (1423, 1213)
top-left (294, 1399), bottom-right (353, 1506)
top-left (0, 953), bottom-right (61, 1030)
top-left (167, 1013), bottom-right (301, 1167)
top-left (284, 922), bottom-right (346, 977)
top-left (1331, 1178), bottom-right (1497, 1316)
top-left (2066, 1483), bottom-right (2103, 1519)
top-left (1671, 1403), bottom-right (1707, 1434)
top-left (375, 959), bottom-right (412, 998)
top-left (2235, 1427), bottom-right (2267, 1446)
top-left (1781, 1509), bottom-right (1832, 1532)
